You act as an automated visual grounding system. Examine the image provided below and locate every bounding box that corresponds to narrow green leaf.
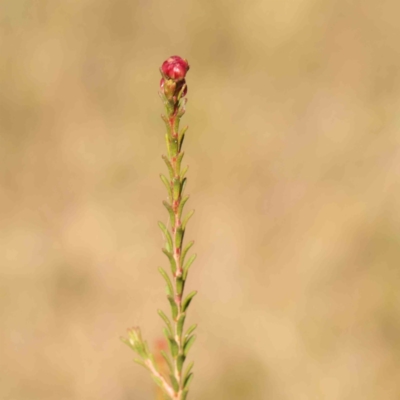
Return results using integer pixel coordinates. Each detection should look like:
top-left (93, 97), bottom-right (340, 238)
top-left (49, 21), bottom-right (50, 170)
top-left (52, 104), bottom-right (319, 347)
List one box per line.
top-left (183, 335), bottom-right (196, 356)
top-left (180, 177), bottom-right (187, 197)
top-left (177, 313), bottom-right (186, 337)
top-left (170, 374), bottom-right (179, 391)
top-left (162, 248), bottom-right (177, 275)
top-left (172, 177), bottom-right (180, 200)
top-left (178, 84), bottom-right (188, 102)
top-left (143, 340), bottom-right (151, 358)
top-left (167, 295), bottom-right (178, 319)
top-left (175, 226), bottom-right (184, 249)
top-left (169, 137), bottom-right (178, 157)
top-left (162, 327), bottom-right (171, 343)
top-left (160, 174), bottom-right (172, 200)
top-left (182, 291), bottom-right (197, 312)
top-left (162, 155), bottom-right (174, 179)
top-left (158, 267), bottom-right (174, 296)
top-left (184, 324), bottom-right (197, 339)
top-left (151, 374), bottom-right (163, 388)
top-left (173, 110), bottom-right (181, 131)
top-left (183, 254), bottom-right (197, 280)
top-left (168, 337), bottom-right (179, 357)
top-left (184, 372), bottom-right (194, 389)
top-left (182, 210), bottom-right (195, 231)
top-left (133, 342), bottom-right (146, 358)
top-left (160, 350), bottom-right (174, 373)
top-left (148, 350), bottom-right (156, 366)
top-left (177, 151), bottom-right (185, 173)
top-left (181, 165), bottom-right (189, 180)
top-left (162, 201), bottom-right (175, 227)
top-left (177, 354), bottom-right (186, 373)
top-left (121, 337), bottom-right (134, 351)
top-left (181, 241), bottom-right (194, 266)
top-left (158, 221), bottom-right (173, 252)
top-left (182, 389), bottom-right (189, 400)
top-left (165, 101), bottom-right (174, 116)
top-left (158, 309), bottom-right (173, 335)
top-left (165, 133), bottom-right (171, 158)
top-left (176, 276), bottom-right (185, 296)
top-left (133, 358), bottom-right (149, 370)
top-left (183, 361), bottom-right (194, 382)
top-left (178, 195), bottom-right (190, 219)
top-left (177, 98), bottom-right (187, 117)
top-left (179, 126), bottom-right (188, 151)
top-left (161, 115), bottom-right (172, 138)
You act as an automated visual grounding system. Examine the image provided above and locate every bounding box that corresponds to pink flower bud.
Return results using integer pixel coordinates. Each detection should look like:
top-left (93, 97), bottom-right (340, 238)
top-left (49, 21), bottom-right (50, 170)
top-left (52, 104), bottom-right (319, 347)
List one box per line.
top-left (161, 56), bottom-right (189, 80)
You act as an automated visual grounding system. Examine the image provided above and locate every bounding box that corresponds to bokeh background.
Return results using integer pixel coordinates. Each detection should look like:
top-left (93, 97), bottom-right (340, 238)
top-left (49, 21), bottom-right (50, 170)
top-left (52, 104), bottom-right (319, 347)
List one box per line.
top-left (1, 0), bottom-right (400, 399)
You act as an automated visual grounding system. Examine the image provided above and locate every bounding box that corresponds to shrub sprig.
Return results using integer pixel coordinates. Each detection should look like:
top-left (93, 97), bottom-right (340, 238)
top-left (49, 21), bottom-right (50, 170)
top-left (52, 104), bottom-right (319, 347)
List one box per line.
top-left (122, 56), bottom-right (196, 400)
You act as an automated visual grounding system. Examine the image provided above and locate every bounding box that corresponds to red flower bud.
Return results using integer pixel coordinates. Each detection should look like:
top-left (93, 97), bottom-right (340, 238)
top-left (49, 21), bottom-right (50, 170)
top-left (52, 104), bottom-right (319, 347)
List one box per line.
top-left (161, 56), bottom-right (189, 80)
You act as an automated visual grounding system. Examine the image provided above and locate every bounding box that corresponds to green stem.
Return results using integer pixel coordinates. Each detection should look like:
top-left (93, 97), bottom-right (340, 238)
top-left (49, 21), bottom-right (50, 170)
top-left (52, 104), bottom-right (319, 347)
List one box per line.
top-left (167, 106), bottom-right (185, 399)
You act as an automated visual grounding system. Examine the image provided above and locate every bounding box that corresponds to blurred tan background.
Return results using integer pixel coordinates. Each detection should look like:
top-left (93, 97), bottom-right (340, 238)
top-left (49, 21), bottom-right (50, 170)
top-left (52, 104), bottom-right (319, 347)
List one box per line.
top-left (1, 0), bottom-right (400, 399)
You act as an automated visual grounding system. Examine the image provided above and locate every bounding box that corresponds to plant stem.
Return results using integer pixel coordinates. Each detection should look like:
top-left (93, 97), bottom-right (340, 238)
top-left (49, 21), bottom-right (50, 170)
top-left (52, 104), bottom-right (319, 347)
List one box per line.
top-left (123, 56), bottom-right (196, 400)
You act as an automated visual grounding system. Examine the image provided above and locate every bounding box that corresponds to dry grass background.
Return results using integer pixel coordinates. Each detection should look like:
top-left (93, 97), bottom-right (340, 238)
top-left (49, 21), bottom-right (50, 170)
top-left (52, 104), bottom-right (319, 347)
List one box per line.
top-left (1, 0), bottom-right (400, 399)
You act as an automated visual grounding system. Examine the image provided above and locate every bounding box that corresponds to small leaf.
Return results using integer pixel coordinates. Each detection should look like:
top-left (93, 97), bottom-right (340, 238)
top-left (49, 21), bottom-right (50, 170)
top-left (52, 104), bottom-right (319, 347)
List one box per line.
top-left (175, 226), bottom-right (184, 249)
top-left (158, 221), bottom-right (173, 252)
top-left (177, 354), bottom-right (186, 373)
top-left (184, 372), bottom-right (194, 389)
top-left (180, 177), bottom-right (187, 197)
top-left (161, 115), bottom-right (173, 138)
top-left (177, 313), bottom-right (186, 337)
top-left (174, 111), bottom-right (181, 131)
top-left (151, 374), bottom-right (164, 389)
top-left (162, 327), bottom-right (171, 343)
top-left (165, 101), bottom-right (174, 116)
top-left (162, 155), bottom-right (174, 179)
top-left (176, 276), bottom-right (185, 295)
top-left (169, 137), bottom-right (178, 157)
top-left (148, 350), bottom-right (156, 366)
top-left (182, 291), bottom-right (197, 312)
top-left (168, 337), bottom-right (179, 357)
top-left (158, 267), bottom-right (174, 296)
top-left (133, 341), bottom-right (146, 358)
top-left (160, 350), bottom-right (174, 373)
top-left (177, 151), bottom-right (185, 173)
top-left (165, 133), bottom-right (171, 158)
top-left (184, 324), bottom-right (197, 339)
top-left (170, 374), bottom-right (179, 391)
top-left (121, 337), bottom-right (134, 351)
top-left (178, 195), bottom-right (190, 219)
top-left (179, 126), bottom-right (188, 151)
top-left (178, 84), bottom-right (188, 102)
top-left (178, 98), bottom-right (187, 117)
top-left (133, 358), bottom-right (149, 370)
top-left (144, 340), bottom-right (151, 358)
top-left (181, 165), bottom-right (189, 180)
top-left (172, 177), bottom-right (180, 200)
top-left (183, 254), bottom-right (197, 280)
top-left (167, 295), bottom-right (178, 319)
top-left (162, 248), bottom-right (177, 275)
top-left (158, 309), bottom-right (173, 335)
top-left (183, 361), bottom-right (194, 382)
top-left (183, 335), bottom-right (196, 356)
top-left (182, 210), bottom-right (195, 231)
top-left (182, 389), bottom-right (189, 400)
top-left (181, 241), bottom-right (194, 266)
top-left (160, 174), bottom-right (172, 200)
top-left (162, 201), bottom-right (175, 227)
